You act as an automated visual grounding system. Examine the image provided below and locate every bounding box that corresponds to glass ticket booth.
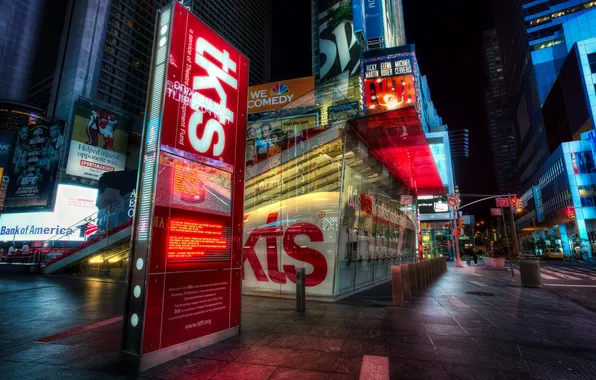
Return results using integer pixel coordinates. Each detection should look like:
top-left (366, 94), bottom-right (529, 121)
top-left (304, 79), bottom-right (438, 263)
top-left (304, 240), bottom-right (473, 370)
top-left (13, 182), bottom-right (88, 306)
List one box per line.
top-left (242, 79), bottom-right (442, 299)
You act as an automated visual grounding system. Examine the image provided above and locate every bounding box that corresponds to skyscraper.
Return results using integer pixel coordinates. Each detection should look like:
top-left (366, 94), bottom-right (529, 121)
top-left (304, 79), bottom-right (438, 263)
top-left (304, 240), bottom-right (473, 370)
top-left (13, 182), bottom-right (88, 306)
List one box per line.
top-left (483, 29), bottom-right (519, 194)
top-left (0, 0), bottom-right (47, 103)
top-left (498, 0), bottom-right (548, 186)
top-left (50, 0), bottom-right (271, 123)
top-left (523, 0), bottom-right (596, 103)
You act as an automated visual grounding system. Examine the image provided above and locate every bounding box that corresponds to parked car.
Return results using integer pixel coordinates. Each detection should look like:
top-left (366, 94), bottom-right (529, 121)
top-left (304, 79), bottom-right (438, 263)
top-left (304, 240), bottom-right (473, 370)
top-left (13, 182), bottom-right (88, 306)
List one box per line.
top-left (542, 248), bottom-right (563, 259)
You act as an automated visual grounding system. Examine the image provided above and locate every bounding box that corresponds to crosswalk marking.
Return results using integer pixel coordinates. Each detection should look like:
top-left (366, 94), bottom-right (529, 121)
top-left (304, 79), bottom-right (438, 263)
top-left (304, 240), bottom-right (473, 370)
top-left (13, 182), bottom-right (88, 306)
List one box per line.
top-left (511, 265), bottom-right (596, 281)
top-left (541, 268), bottom-right (583, 281)
top-left (547, 267), bottom-right (594, 280)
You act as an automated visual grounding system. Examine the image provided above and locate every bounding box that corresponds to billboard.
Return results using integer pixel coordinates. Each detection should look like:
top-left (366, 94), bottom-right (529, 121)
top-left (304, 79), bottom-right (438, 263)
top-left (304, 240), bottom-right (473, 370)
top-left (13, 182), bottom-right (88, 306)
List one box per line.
top-left (246, 114), bottom-right (319, 168)
top-left (5, 121), bottom-right (65, 212)
top-left (327, 101), bottom-right (360, 124)
top-left (0, 184), bottom-right (98, 241)
top-left (418, 196), bottom-right (448, 214)
top-left (317, 0), bottom-right (362, 83)
top-left (248, 76), bottom-right (315, 114)
top-left (364, 0), bottom-right (384, 40)
top-left (66, 99), bottom-right (130, 181)
top-left (0, 131), bottom-right (16, 212)
top-left (362, 55), bottom-right (417, 115)
top-left (121, 2), bottom-right (248, 372)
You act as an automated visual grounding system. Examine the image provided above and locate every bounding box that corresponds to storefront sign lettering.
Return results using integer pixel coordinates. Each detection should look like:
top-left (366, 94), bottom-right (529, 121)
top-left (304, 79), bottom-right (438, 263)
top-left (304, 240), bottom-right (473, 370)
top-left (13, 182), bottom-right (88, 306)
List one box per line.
top-left (242, 212), bottom-right (327, 286)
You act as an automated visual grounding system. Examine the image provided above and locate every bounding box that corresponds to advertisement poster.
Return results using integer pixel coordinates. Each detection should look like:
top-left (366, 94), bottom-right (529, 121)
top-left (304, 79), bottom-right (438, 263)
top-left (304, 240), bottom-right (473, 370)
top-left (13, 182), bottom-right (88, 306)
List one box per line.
top-left (246, 114), bottom-right (320, 168)
top-left (248, 77), bottom-right (315, 114)
top-left (121, 3), bottom-right (248, 368)
top-left (5, 121), bottom-right (65, 212)
top-left (66, 99), bottom-right (130, 181)
top-left (364, 0), bottom-right (384, 40)
top-left (317, 0), bottom-right (362, 83)
top-left (0, 184), bottom-right (98, 241)
top-left (327, 102), bottom-right (360, 124)
top-left (362, 56), bottom-right (417, 115)
top-left (0, 131), bottom-right (16, 212)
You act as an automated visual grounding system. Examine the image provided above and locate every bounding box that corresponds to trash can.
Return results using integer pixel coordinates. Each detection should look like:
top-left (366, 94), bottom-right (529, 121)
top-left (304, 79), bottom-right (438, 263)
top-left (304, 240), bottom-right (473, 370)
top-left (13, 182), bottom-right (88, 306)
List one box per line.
top-left (519, 260), bottom-right (541, 288)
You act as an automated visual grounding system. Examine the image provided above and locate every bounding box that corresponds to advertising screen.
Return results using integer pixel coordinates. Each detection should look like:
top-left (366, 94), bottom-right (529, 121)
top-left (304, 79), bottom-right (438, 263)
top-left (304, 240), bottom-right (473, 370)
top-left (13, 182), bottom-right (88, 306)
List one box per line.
top-left (121, 2), bottom-right (248, 371)
top-left (362, 56), bottom-right (417, 115)
top-left (5, 121), bottom-right (65, 212)
top-left (418, 196), bottom-right (448, 214)
top-left (246, 114), bottom-right (319, 168)
top-left (66, 98), bottom-right (130, 181)
top-left (365, 0), bottom-right (384, 40)
top-left (0, 184), bottom-right (98, 241)
top-left (317, 0), bottom-right (361, 83)
top-left (248, 76), bottom-right (315, 114)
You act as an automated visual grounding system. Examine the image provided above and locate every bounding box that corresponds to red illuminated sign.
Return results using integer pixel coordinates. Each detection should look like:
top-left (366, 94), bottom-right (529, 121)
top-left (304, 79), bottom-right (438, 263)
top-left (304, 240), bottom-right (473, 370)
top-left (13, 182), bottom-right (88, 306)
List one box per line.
top-left (162, 3), bottom-right (249, 174)
top-left (122, 3), bottom-right (247, 372)
top-left (362, 56), bottom-right (417, 115)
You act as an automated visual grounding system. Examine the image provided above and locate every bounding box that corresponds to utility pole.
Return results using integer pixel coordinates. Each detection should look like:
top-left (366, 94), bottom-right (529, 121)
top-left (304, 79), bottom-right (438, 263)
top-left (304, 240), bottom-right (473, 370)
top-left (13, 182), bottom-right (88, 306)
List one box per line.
top-left (508, 194), bottom-right (520, 259)
top-left (452, 206), bottom-right (463, 267)
top-left (500, 205), bottom-right (515, 277)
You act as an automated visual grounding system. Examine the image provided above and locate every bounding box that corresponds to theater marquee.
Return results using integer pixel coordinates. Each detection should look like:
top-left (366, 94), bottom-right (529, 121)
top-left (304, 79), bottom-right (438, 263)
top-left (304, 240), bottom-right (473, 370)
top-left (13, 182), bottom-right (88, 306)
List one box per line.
top-left (120, 2), bottom-right (248, 372)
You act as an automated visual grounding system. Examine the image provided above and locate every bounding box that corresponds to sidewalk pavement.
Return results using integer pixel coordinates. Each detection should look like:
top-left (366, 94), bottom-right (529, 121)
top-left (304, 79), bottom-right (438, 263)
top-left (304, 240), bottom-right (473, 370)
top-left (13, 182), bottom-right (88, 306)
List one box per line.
top-left (1, 264), bottom-right (596, 379)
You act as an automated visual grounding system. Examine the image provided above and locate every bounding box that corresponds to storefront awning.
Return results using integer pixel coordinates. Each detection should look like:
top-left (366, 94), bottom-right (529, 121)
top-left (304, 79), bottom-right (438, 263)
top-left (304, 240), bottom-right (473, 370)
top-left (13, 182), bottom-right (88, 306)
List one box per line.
top-left (348, 106), bottom-right (445, 196)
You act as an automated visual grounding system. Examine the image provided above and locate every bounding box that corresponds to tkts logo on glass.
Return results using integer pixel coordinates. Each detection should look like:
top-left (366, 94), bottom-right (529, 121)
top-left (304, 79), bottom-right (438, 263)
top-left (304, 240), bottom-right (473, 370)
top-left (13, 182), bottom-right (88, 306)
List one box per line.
top-left (163, 3), bottom-right (248, 173)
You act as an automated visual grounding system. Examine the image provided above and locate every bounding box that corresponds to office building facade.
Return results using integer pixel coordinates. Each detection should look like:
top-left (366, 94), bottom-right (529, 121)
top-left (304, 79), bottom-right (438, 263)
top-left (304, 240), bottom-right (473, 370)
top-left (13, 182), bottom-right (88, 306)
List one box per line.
top-left (524, 0), bottom-right (596, 103)
top-left (483, 29), bottom-right (519, 194)
top-left (499, 0), bottom-right (548, 186)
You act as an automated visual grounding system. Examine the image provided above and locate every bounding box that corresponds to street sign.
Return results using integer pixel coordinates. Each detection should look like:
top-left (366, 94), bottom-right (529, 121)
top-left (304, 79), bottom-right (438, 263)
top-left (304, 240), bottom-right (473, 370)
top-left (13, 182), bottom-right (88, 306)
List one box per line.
top-left (447, 195), bottom-right (460, 207)
top-left (495, 198), bottom-right (509, 207)
top-left (400, 195), bottom-right (413, 205)
top-left (490, 208), bottom-right (502, 216)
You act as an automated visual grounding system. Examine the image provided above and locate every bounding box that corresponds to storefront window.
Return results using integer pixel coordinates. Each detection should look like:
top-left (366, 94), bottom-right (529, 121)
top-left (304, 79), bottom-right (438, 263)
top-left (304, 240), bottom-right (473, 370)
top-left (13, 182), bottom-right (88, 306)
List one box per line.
top-left (578, 185), bottom-right (596, 207)
top-left (243, 79), bottom-right (419, 297)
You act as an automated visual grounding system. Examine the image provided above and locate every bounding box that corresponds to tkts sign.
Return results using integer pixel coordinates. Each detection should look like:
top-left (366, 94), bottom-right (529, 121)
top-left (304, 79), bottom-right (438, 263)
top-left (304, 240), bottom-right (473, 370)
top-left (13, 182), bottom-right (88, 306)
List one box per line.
top-left (121, 3), bottom-right (248, 373)
top-left (162, 5), bottom-right (248, 174)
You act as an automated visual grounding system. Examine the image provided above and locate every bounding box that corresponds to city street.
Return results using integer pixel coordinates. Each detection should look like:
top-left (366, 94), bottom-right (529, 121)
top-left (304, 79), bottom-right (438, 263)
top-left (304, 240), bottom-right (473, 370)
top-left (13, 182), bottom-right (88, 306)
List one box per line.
top-left (2, 263), bottom-right (596, 379)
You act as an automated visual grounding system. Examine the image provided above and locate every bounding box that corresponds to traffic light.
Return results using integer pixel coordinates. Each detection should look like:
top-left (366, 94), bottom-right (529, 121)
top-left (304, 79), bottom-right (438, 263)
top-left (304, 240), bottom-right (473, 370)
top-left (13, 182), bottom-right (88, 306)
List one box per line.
top-left (458, 218), bottom-right (465, 229)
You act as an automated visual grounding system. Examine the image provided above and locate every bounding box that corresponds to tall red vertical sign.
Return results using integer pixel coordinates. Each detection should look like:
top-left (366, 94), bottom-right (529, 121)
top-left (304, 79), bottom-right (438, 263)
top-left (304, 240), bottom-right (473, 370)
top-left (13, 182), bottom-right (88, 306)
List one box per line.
top-left (121, 2), bottom-right (248, 372)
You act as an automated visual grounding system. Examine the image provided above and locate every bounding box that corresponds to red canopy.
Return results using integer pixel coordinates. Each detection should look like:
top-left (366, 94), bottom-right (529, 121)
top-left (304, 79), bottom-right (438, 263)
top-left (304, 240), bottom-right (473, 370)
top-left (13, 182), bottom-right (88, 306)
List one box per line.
top-left (348, 106), bottom-right (445, 196)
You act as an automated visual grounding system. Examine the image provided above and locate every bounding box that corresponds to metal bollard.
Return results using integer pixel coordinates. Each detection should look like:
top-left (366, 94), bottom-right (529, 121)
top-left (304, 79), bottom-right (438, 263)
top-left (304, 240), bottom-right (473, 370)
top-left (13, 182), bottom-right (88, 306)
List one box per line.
top-left (408, 263), bottom-right (418, 296)
top-left (400, 264), bottom-right (411, 301)
top-left (391, 266), bottom-right (404, 307)
top-left (296, 267), bottom-right (306, 312)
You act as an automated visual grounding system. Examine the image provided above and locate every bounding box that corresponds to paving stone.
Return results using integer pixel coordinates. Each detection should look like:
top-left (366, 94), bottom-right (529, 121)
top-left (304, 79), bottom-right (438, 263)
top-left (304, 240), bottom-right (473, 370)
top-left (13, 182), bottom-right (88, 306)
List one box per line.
top-left (154, 357), bottom-right (228, 380)
top-left (388, 357), bottom-right (450, 380)
top-left (424, 323), bottom-right (469, 336)
top-left (235, 346), bottom-right (292, 366)
top-left (190, 343), bottom-right (249, 361)
top-left (269, 367), bottom-right (330, 380)
top-left (281, 350), bottom-right (339, 372)
top-left (332, 354), bottom-right (362, 375)
top-left (210, 362), bottom-right (277, 380)
top-left (298, 336), bottom-right (344, 353)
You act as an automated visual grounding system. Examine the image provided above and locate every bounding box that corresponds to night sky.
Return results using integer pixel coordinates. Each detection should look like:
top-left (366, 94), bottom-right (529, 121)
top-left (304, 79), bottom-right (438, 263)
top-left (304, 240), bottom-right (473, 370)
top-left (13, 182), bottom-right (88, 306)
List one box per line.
top-left (271, 0), bottom-right (498, 220)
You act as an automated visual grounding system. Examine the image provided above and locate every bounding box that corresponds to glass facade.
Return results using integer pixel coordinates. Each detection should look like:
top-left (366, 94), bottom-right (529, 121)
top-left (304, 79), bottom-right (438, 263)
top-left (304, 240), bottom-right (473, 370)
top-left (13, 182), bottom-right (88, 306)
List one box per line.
top-left (242, 80), bottom-right (419, 298)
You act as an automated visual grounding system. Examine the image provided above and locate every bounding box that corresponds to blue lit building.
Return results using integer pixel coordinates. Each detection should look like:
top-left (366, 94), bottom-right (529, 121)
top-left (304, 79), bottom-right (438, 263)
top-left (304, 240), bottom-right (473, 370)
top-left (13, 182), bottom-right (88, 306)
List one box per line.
top-left (515, 31), bottom-right (596, 257)
top-left (524, 0), bottom-right (596, 103)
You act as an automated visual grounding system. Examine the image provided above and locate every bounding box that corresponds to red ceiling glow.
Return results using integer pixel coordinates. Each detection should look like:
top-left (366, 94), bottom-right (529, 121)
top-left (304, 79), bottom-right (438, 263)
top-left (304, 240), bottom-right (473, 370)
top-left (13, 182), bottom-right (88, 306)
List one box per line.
top-left (348, 106), bottom-right (445, 196)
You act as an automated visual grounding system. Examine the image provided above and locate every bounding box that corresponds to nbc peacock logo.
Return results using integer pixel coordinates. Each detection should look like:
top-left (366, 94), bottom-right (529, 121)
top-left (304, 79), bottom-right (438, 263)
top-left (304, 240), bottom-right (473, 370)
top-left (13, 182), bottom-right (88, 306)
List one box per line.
top-left (270, 83), bottom-right (289, 96)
